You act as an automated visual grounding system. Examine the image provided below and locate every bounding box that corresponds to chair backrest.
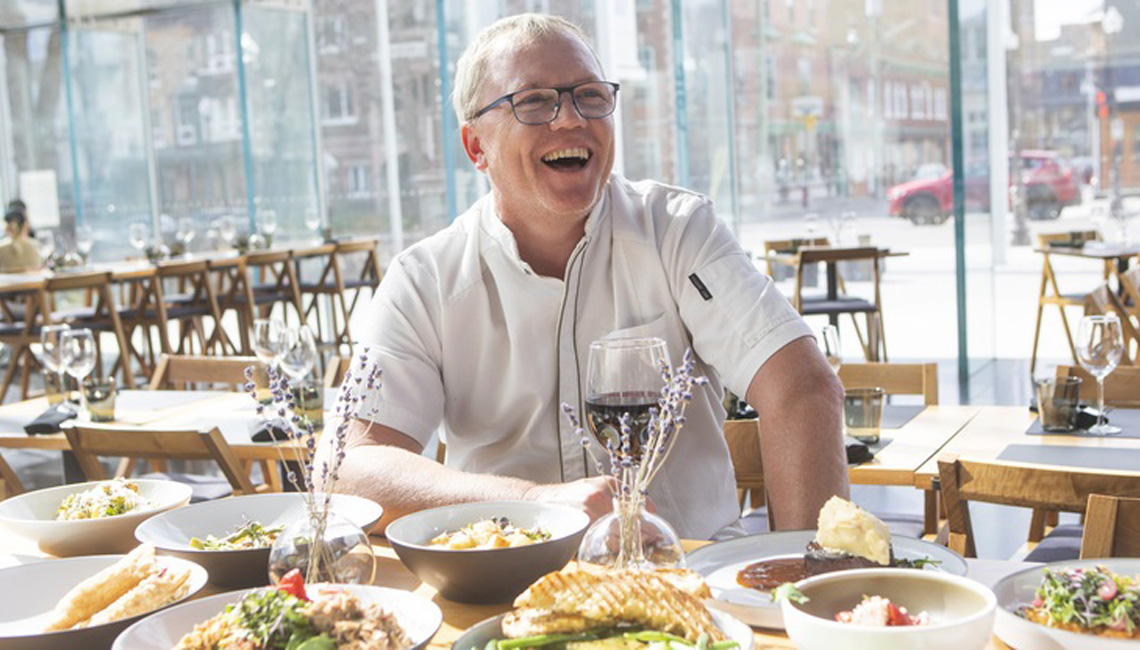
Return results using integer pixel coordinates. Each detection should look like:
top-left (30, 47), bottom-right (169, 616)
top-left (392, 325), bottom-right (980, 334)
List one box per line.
top-left (1081, 494), bottom-right (1140, 558)
top-left (937, 454), bottom-right (1140, 558)
top-left (838, 362), bottom-right (938, 405)
top-left (1036, 230), bottom-right (1100, 248)
top-left (762, 237), bottom-right (828, 276)
top-left (1084, 285), bottom-right (1139, 359)
top-left (324, 355), bottom-right (352, 390)
top-left (1057, 365), bottom-right (1140, 407)
top-left (63, 422), bottom-right (257, 495)
top-left (149, 354), bottom-right (260, 391)
top-left (334, 238), bottom-right (384, 286)
top-left (723, 418), bottom-right (763, 511)
top-left (0, 452), bottom-right (25, 498)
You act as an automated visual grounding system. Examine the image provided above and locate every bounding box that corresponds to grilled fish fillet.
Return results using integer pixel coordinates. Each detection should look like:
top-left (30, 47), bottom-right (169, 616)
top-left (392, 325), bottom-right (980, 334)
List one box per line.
top-left (511, 569), bottom-right (724, 642)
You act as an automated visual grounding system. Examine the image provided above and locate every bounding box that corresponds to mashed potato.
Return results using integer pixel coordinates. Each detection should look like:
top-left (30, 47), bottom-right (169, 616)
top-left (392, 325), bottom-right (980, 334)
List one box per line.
top-left (813, 496), bottom-right (891, 565)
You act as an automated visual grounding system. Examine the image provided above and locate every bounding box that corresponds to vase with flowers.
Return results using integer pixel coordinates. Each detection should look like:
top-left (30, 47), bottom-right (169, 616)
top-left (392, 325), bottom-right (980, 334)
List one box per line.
top-left (243, 350), bottom-right (383, 585)
top-left (563, 346), bottom-right (706, 570)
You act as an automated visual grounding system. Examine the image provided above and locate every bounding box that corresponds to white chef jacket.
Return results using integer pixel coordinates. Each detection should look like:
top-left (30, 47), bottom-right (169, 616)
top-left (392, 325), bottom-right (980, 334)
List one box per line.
top-left (355, 174), bottom-right (813, 539)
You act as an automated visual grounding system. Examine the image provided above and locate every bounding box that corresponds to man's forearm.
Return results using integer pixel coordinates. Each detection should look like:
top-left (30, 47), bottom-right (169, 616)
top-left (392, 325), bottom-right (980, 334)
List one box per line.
top-left (746, 337), bottom-right (850, 530)
top-left (336, 445), bottom-right (537, 531)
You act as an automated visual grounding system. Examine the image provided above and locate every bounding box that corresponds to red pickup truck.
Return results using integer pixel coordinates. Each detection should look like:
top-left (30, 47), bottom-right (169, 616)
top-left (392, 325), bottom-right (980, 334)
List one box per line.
top-left (887, 151), bottom-right (1081, 225)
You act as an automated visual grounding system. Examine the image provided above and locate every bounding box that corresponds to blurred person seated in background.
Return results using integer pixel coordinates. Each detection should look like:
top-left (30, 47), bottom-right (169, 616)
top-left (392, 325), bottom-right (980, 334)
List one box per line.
top-left (0, 207), bottom-right (43, 273)
top-left (328, 13), bottom-right (848, 539)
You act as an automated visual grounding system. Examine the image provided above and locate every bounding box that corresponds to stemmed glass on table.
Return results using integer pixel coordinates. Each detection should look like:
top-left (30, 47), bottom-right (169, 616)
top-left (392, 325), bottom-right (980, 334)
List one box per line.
top-left (35, 229), bottom-right (56, 263)
top-left (128, 222), bottom-right (148, 259)
top-left (280, 326), bottom-right (319, 425)
top-left (304, 209), bottom-right (322, 243)
top-left (1076, 314), bottom-right (1124, 435)
top-left (75, 225), bottom-right (94, 262)
top-left (38, 324), bottom-right (72, 409)
top-left (176, 217), bottom-right (197, 257)
top-left (60, 329), bottom-right (97, 415)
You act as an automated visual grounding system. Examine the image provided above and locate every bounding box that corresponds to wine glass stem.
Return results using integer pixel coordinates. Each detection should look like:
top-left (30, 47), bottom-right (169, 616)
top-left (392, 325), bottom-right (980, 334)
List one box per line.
top-left (1098, 377), bottom-right (1106, 429)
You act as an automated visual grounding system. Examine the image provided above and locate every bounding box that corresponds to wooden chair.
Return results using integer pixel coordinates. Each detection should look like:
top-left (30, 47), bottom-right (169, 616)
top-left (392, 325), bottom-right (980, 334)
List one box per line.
top-left (45, 271), bottom-right (135, 388)
top-left (332, 238), bottom-right (383, 324)
top-left (63, 422), bottom-right (260, 497)
top-left (0, 284), bottom-right (48, 401)
top-left (724, 418), bottom-right (763, 511)
top-left (1057, 365), bottom-right (1140, 407)
top-left (207, 256), bottom-right (254, 355)
top-left (148, 354), bottom-right (260, 391)
top-left (1031, 230), bottom-right (1102, 375)
top-left (155, 259), bottom-right (231, 356)
top-left (937, 453), bottom-right (1140, 559)
top-left (1081, 494), bottom-right (1140, 558)
top-left (295, 244), bottom-right (350, 357)
top-left (243, 249), bottom-right (307, 327)
top-left (323, 355), bottom-right (352, 390)
top-left (1083, 284), bottom-right (1139, 364)
top-left (0, 451), bottom-right (25, 498)
top-left (762, 237), bottom-right (829, 280)
top-left (793, 247), bottom-right (887, 361)
top-left (838, 363), bottom-right (938, 405)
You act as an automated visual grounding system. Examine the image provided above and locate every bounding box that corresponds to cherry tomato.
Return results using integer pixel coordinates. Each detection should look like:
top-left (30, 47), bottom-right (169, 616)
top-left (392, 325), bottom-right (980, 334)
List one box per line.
top-left (276, 568), bottom-right (309, 601)
top-left (887, 603), bottom-right (912, 626)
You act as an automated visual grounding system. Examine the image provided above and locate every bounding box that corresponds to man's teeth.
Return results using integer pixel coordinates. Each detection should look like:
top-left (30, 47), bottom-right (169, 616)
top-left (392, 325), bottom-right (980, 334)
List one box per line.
top-left (542, 147), bottom-right (590, 162)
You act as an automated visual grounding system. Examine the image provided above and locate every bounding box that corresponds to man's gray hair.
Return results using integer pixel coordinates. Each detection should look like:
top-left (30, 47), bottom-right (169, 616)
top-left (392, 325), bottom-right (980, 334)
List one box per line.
top-left (453, 13), bottom-right (600, 124)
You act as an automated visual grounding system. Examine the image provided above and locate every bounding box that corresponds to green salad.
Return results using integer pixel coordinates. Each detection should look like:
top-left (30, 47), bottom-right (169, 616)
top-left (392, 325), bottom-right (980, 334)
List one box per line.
top-left (1022, 565), bottom-right (1140, 637)
top-left (230, 589), bottom-right (334, 650)
top-left (56, 478), bottom-right (150, 520)
top-left (190, 521), bottom-right (285, 550)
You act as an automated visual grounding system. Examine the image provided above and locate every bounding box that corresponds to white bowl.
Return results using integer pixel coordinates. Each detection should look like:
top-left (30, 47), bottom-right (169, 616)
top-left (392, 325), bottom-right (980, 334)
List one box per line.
top-left (0, 479), bottom-right (192, 557)
top-left (992, 558), bottom-right (1140, 650)
top-left (0, 554), bottom-right (207, 650)
top-left (780, 568), bottom-right (996, 650)
top-left (385, 500), bottom-right (590, 604)
top-left (112, 583), bottom-right (442, 650)
top-left (134, 492), bottom-right (383, 588)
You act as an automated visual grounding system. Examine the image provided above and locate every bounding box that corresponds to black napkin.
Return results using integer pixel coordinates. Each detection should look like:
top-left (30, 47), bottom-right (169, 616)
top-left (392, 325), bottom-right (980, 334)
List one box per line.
top-left (25, 404), bottom-right (76, 435)
top-left (250, 418), bottom-right (293, 442)
top-left (844, 435), bottom-right (875, 464)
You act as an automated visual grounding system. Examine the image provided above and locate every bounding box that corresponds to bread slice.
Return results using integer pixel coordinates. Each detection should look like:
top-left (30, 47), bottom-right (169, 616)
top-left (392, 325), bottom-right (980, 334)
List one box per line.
top-left (511, 569), bottom-right (724, 642)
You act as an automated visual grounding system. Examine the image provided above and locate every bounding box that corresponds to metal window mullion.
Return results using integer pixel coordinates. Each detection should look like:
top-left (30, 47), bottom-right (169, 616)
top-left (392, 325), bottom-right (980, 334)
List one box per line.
top-left (303, 1), bottom-right (328, 229)
top-left (0, 37), bottom-right (12, 202)
top-left (719, 0), bottom-right (739, 232)
top-left (136, 22), bottom-right (161, 234)
top-left (376, 0), bottom-right (404, 251)
top-left (436, 0), bottom-right (457, 223)
top-left (948, 0), bottom-right (969, 394)
top-left (234, 0), bottom-right (257, 231)
top-left (670, 0), bottom-right (689, 188)
top-left (59, 0), bottom-right (84, 228)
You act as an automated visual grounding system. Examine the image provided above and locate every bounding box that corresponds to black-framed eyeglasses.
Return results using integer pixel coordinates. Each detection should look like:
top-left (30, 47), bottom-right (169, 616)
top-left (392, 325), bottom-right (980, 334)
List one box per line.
top-left (472, 81), bottom-right (620, 125)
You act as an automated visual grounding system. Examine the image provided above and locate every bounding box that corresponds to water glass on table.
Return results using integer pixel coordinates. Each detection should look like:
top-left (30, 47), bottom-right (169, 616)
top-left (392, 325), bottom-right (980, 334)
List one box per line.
top-left (82, 376), bottom-right (117, 422)
top-left (844, 387), bottom-right (884, 444)
top-left (1076, 314), bottom-right (1124, 435)
top-left (1034, 376), bottom-right (1081, 433)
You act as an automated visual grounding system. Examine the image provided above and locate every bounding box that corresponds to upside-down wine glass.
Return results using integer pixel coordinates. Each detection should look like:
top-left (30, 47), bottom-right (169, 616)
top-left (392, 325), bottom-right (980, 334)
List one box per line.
top-left (1076, 314), bottom-right (1124, 435)
top-left (60, 329), bottom-right (97, 415)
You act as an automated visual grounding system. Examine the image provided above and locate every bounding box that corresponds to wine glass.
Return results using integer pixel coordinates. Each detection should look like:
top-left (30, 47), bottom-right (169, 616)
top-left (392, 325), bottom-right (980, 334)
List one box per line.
top-left (218, 216), bottom-right (237, 248)
top-left (252, 318), bottom-right (288, 370)
top-left (258, 210), bottom-right (278, 239)
top-left (75, 225), bottom-right (94, 259)
top-left (279, 326), bottom-right (318, 384)
top-left (128, 222), bottom-right (148, 257)
top-left (804, 212), bottom-right (820, 239)
top-left (176, 217), bottom-right (196, 256)
top-left (38, 324), bottom-right (72, 409)
top-left (1076, 314), bottom-right (1124, 435)
top-left (820, 324), bottom-right (841, 373)
top-left (60, 329), bottom-right (97, 414)
top-left (585, 337), bottom-right (668, 458)
top-left (304, 209), bottom-right (322, 243)
top-left (35, 229), bottom-right (56, 261)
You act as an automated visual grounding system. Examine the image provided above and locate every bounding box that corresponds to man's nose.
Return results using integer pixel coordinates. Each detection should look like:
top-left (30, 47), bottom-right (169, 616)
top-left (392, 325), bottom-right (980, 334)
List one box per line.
top-left (550, 90), bottom-right (587, 129)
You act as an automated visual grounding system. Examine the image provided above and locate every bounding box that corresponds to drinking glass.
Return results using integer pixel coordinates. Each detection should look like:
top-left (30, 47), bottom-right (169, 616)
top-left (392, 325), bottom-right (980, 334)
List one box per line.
top-left (259, 210), bottom-right (278, 238)
top-left (1076, 314), bottom-right (1124, 435)
top-left (75, 225), bottom-right (94, 259)
top-left (176, 217), bottom-right (196, 256)
top-left (128, 222), bottom-right (148, 256)
top-left (35, 229), bottom-right (55, 261)
top-left (218, 216), bottom-right (237, 247)
top-left (820, 325), bottom-right (841, 373)
top-left (39, 324), bottom-right (71, 407)
top-left (61, 329), bottom-right (97, 412)
top-left (585, 337), bottom-right (668, 458)
top-left (280, 326), bottom-right (318, 384)
top-left (304, 209), bottom-right (322, 242)
top-left (252, 318), bottom-right (288, 370)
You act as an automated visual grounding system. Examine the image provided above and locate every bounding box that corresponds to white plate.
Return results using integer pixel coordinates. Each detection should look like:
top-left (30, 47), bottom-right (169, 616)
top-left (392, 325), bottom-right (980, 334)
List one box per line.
top-left (0, 554), bottom-right (207, 650)
top-left (134, 492), bottom-right (384, 588)
top-left (113, 584), bottom-right (442, 650)
top-left (0, 479), bottom-right (192, 557)
top-left (992, 558), bottom-right (1140, 650)
top-left (451, 609), bottom-right (754, 650)
top-left (686, 530), bottom-right (968, 629)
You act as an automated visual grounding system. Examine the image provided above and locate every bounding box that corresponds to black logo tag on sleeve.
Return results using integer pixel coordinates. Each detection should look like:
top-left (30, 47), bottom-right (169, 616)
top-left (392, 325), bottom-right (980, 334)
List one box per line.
top-left (689, 273), bottom-right (712, 301)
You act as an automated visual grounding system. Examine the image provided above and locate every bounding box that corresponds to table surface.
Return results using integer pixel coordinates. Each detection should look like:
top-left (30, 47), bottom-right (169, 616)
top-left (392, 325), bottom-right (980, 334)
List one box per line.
top-left (0, 535), bottom-right (1024, 649)
top-left (914, 405), bottom-right (1140, 489)
top-left (1034, 243), bottom-right (1140, 259)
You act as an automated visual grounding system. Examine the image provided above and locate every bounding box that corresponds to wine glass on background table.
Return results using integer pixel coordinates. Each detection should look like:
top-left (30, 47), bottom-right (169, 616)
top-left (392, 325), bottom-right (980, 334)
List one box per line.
top-left (820, 324), bottom-right (841, 373)
top-left (75, 225), bottom-right (94, 262)
top-left (128, 222), bottom-right (148, 259)
top-left (176, 217), bottom-right (196, 257)
top-left (1076, 314), bottom-right (1124, 435)
top-left (585, 337), bottom-right (669, 458)
top-left (304, 209), bottom-right (322, 243)
top-left (60, 329), bottom-right (97, 415)
top-left (35, 229), bottom-right (55, 262)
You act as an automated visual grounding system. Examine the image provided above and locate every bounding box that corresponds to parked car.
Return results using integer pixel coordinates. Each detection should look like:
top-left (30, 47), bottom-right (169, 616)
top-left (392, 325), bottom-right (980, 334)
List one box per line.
top-left (887, 151), bottom-right (1081, 225)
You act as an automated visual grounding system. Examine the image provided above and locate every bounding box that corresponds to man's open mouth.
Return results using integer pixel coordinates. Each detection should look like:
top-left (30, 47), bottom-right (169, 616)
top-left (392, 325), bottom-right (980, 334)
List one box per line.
top-left (541, 147), bottom-right (591, 170)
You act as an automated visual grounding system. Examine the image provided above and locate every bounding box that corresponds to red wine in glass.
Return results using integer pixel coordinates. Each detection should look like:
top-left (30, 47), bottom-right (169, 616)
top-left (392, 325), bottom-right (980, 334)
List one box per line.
top-left (585, 391), bottom-right (658, 458)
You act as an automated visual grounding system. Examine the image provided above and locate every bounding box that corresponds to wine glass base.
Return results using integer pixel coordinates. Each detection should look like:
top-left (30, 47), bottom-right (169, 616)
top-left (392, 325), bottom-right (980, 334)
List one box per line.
top-left (1086, 423), bottom-right (1122, 436)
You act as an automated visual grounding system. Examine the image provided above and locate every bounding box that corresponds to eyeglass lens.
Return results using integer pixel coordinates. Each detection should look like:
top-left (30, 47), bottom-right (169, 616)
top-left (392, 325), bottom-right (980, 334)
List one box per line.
top-left (512, 82), bottom-right (616, 124)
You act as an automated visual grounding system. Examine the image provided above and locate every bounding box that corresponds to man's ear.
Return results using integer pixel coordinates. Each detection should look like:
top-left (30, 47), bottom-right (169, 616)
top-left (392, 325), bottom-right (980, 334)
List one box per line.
top-left (461, 123), bottom-right (489, 171)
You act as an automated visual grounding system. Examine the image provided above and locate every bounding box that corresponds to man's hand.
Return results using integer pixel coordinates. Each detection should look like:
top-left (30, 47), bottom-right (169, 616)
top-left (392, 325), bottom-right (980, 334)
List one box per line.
top-left (524, 477), bottom-right (615, 521)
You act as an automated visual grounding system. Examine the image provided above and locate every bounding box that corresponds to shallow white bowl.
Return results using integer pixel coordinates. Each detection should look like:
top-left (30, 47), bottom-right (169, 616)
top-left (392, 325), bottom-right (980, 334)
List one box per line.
top-left (0, 554), bottom-right (207, 650)
top-left (112, 583), bottom-right (442, 650)
top-left (992, 558), bottom-right (1140, 650)
top-left (0, 479), bottom-right (192, 557)
top-left (451, 608), bottom-right (755, 650)
top-left (134, 492), bottom-right (383, 588)
top-left (385, 500), bottom-right (590, 604)
top-left (780, 568), bottom-right (996, 650)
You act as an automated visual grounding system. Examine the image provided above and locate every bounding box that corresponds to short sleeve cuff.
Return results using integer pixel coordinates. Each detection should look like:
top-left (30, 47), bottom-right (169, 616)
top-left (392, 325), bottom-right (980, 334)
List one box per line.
top-left (727, 316), bottom-right (814, 397)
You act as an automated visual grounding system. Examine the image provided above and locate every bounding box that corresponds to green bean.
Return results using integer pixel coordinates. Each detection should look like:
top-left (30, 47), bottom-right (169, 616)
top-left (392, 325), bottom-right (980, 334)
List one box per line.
top-left (623, 631), bottom-right (690, 644)
top-left (495, 633), bottom-right (586, 649)
top-left (483, 639), bottom-right (499, 650)
top-left (696, 633), bottom-right (709, 650)
top-left (709, 641), bottom-right (739, 650)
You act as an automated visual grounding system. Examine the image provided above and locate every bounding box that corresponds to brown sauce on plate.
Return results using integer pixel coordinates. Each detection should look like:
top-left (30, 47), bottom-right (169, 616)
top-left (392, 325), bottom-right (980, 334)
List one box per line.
top-left (736, 557), bottom-right (809, 591)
